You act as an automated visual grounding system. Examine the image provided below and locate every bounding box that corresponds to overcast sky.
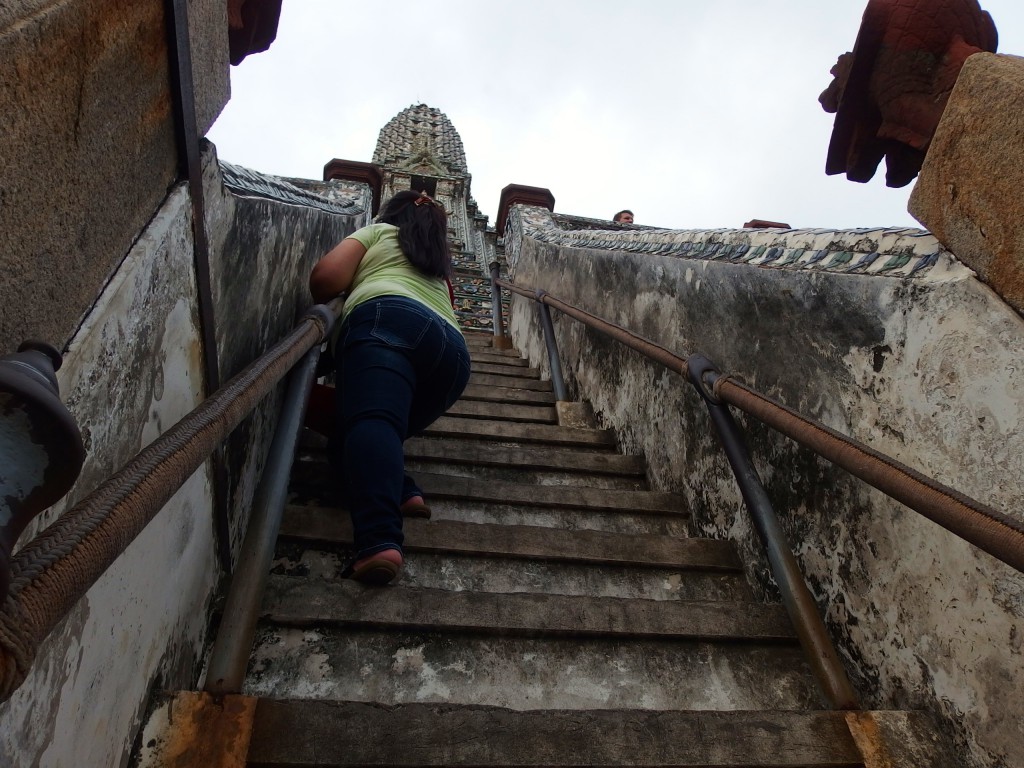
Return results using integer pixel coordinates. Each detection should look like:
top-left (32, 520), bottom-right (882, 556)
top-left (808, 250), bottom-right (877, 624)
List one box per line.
top-left (208, 0), bottom-right (1024, 232)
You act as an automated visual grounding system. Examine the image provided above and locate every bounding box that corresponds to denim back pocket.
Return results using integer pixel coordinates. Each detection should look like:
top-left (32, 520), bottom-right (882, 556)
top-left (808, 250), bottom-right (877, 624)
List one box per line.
top-left (370, 299), bottom-right (434, 349)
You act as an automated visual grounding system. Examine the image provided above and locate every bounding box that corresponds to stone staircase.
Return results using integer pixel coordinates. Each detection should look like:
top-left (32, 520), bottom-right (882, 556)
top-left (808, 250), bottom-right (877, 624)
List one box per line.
top-left (223, 333), bottom-right (952, 766)
top-left (449, 248), bottom-right (506, 332)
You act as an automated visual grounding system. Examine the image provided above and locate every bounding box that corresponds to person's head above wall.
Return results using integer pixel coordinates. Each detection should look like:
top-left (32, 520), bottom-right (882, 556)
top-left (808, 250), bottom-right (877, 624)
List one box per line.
top-left (613, 210), bottom-right (634, 224)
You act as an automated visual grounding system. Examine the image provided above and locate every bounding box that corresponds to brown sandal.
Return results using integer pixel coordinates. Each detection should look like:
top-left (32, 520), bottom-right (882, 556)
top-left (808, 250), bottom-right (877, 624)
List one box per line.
top-left (348, 548), bottom-right (403, 585)
top-left (400, 496), bottom-right (431, 519)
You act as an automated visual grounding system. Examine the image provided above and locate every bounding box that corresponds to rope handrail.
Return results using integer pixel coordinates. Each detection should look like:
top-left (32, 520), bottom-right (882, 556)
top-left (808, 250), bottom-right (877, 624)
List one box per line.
top-left (0, 302), bottom-right (339, 703)
top-left (496, 277), bottom-right (1024, 575)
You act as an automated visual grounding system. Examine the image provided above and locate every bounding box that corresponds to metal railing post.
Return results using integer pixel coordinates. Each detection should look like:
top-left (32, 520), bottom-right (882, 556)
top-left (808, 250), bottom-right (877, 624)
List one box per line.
top-left (688, 354), bottom-right (860, 710)
top-left (536, 291), bottom-right (569, 402)
top-left (488, 261), bottom-right (512, 350)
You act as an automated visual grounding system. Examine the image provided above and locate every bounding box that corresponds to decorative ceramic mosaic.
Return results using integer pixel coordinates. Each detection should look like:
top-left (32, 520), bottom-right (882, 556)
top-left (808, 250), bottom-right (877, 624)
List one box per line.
top-left (505, 206), bottom-right (961, 281)
top-left (220, 161), bottom-right (368, 217)
top-left (372, 104), bottom-right (468, 175)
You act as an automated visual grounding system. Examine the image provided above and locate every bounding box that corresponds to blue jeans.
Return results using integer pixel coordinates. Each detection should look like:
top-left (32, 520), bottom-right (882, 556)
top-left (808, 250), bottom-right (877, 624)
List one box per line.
top-left (329, 296), bottom-right (470, 558)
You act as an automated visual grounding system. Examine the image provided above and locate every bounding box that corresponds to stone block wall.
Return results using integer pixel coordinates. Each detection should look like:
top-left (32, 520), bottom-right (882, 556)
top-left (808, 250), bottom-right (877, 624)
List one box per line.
top-left (0, 0), bottom-right (229, 354)
top-left (910, 53), bottom-right (1024, 319)
top-left (506, 207), bottom-right (1024, 768)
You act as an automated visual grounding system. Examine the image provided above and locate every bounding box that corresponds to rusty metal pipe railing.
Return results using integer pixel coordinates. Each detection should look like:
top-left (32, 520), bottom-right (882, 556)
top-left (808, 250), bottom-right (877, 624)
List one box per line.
top-left (0, 301), bottom-right (340, 703)
top-left (689, 355), bottom-right (859, 709)
top-left (496, 276), bottom-right (1024, 575)
top-left (204, 341), bottom-right (323, 695)
top-left (498, 276), bottom-right (856, 706)
top-left (536, 290), bottom-right (568, 402)
top-left (488, 261), bottom-right (510, 349)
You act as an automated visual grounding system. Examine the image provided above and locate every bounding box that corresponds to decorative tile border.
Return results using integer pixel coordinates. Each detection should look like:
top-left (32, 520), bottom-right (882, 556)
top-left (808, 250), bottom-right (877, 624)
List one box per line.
top-left (506, 207), bottom-right (973, 282)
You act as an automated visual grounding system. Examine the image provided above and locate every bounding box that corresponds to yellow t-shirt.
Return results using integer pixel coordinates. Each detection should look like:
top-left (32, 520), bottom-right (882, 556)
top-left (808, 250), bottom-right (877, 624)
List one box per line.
top-left (342, 223), bottom-right (461, 332)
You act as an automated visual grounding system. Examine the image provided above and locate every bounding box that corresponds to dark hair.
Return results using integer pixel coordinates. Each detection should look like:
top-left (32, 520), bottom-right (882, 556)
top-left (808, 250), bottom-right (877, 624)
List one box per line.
top-left (377, 190), bottom-right (452, 279)
top-left (613, 210), bottom-right (634, 222)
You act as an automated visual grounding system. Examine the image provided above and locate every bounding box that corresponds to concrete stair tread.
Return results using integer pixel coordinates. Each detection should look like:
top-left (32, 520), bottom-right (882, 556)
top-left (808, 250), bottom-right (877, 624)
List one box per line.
top-left (468, 348), bottom-right (524, 360)
top-left (447, 399), bottom-right (557, 423)
top-left (404, 437), bottom-right (646, 476)
top-left (247, 701), bottom-right (874, 766)
top-left (459, 382), bottom-right (557, 405)
top-left (280, 507), bottom-right (739, 570)
top-left (471, 361), bottom-right (540, 378)
top-left (424, 416), bottom-right (615, 447)
top-left (468, 372), bottom-right (553, 391)
top-left (412, 471), bottom-right (684, 515)
top-left (262, 576), bottom-right (796, 641)
top-left (469, 350), bottom-right (529, 366)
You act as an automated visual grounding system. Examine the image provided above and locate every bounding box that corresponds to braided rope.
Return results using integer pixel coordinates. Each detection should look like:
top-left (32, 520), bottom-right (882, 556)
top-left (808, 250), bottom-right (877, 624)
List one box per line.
top-left (0, 313), bottom-right (328, 702)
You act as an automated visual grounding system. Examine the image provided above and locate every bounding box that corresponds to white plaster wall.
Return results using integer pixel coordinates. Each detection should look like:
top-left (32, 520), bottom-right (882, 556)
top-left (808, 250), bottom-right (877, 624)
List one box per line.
top-left (508, 225), bottom-right (1024, 768)
top-left (0, 185), bottom-right (217, 768)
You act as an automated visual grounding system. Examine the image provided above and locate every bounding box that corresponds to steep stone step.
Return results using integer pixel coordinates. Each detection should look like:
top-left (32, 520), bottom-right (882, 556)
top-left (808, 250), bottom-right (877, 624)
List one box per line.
top-left (261, 578), bottom-right (794, 641)
top-left (247, 702), bottom-right (867, 767)
top-left (469, 350), bottom-right (529, 366)
top-left (413, 471), bottom-right (684, 515)
top-left (468, 371), bottom-right (552, 391)
top-left (245, 628), bottom-right (820, 709)
top-left (288, 466), bottom-right (681, 517)
top-left (471, 361), bottom-right (540, 377)
top-left (459, 382), bottom-right (557, 404)
top-left (446, 399), bottom-right (556, 423)
top-left (403, 437), bottom-right (645, 476)
top-left (403, 461), bottom-right (645, 491)
top-left (467, 345), bottom-right (521, 357)
top-left (462, 332), bottom-right (496, 345)
top-left (423, 416), bottom-right (615, 447)
top-left (280, 508), bottom-right (735, 571)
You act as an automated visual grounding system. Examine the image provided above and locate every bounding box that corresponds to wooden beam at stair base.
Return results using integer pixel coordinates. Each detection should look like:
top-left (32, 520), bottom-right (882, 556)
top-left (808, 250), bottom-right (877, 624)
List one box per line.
top-left (403, 437), bottom-right (646, 475)
top-left (248, 702), bottom-right (863, 766)
top-left (414, 471), bottom-right (684, 514)
top-left (423, 415), bottom-right (615, 447)
top-left (281, 507), bottom-right (741, 571)
top-left (262, 578), bottom-right (796, 641)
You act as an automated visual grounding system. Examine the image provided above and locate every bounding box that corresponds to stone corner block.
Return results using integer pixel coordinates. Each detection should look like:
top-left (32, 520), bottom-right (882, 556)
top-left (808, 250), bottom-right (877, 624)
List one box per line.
top-left (908, 52), bottom-right (1024, 317)
top-left (556, 401), bottom-right (596, 429)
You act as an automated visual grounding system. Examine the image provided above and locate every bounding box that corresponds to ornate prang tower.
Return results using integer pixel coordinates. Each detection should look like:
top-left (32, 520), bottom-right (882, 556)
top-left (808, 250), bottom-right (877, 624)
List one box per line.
top-left (325, 103), bottom-right (503, 332)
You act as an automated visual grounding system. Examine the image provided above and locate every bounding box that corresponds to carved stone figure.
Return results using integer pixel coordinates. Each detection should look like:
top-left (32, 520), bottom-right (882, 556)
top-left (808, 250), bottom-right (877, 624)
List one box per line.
top-left (820, 0), bottom-right (997, 187)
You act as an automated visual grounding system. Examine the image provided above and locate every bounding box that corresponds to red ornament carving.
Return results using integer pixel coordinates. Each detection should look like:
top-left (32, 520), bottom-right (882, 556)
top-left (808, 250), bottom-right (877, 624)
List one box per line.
top-left (821, 0), bottom-right (997, 187)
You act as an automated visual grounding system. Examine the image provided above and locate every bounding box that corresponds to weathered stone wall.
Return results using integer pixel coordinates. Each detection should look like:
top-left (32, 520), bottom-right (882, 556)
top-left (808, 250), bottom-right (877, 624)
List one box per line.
top-left (507, 208), bottom-right (1024, 768)
top-left (0, 147), bottom-right (368, 766)
top-left (0, 0), bottom-right (229, 354)
top-left (0, 182), bottom-right (216, 768)
top-left (207, 158), bottom-right (370, 556)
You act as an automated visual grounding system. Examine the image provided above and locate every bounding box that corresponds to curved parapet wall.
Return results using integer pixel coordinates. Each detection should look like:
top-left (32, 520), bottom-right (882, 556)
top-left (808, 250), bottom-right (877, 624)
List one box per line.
top-left (505, 205), bottom-right (1023, 768)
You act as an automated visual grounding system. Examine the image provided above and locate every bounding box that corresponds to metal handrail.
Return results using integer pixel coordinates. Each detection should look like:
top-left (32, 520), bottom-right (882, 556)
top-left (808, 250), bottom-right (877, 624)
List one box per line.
top-left (494, 275), bottom-right (1024, 708)
top-left (495, 277), bottom-right (1024, 574)
top-left (0, 301), bottom-right (341, 703)
top-left (204, 342), bottom-right (324, 695)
